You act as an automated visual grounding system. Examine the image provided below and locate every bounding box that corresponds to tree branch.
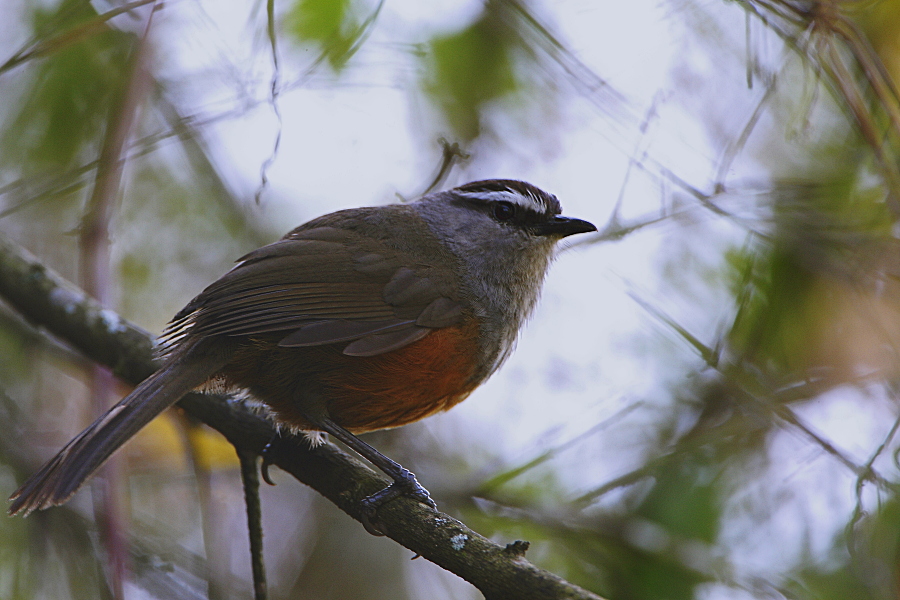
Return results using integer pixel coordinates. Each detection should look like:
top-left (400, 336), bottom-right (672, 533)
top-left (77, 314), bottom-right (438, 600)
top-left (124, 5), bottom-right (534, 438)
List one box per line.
top-left (0, 232), bottom-right (605, 600)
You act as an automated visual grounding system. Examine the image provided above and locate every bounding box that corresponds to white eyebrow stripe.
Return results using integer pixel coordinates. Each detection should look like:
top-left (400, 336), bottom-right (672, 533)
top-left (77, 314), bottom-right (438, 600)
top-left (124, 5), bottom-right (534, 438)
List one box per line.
top-left (456, 189), bottom-right (546, 212)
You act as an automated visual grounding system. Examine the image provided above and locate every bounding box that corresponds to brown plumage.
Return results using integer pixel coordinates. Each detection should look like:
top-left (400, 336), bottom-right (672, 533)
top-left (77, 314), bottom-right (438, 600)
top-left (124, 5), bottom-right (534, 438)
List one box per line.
top-left (223, 321), bottom-right (480, 433)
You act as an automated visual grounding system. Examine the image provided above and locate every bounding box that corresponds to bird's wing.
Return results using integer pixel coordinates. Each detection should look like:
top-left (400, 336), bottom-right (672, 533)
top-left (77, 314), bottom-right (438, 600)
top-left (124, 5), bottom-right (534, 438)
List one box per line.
top-left (163, 226), bottom-right (463, 357)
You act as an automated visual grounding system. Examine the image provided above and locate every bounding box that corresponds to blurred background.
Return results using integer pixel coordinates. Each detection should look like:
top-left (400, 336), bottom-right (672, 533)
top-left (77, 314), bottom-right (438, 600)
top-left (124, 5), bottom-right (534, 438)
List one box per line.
top-left (2, 0), bottom-right (900, 599)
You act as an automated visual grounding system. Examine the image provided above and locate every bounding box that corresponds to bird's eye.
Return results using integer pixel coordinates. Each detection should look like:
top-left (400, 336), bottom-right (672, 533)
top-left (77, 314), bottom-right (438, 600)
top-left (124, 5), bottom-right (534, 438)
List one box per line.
top-left (492, 201), bottom-right (516, 221)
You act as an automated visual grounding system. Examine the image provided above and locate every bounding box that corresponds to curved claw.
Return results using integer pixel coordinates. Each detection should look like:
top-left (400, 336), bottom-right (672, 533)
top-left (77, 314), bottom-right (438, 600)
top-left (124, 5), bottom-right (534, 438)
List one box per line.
top-left (360, 508), bottom-right (387, 536)
top-left (260, 459), bottom-right (276, 486)
top-left (260, 438), bottom-right (278, 486)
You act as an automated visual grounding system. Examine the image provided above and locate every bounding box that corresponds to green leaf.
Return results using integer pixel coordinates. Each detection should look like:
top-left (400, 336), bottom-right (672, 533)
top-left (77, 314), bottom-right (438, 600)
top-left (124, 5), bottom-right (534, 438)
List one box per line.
top-left (286, 0), bottom-right (368, 72)
top-left (637, 458), bottom-right (721, 544)
top-left (424, 8), bottom-right (519, 140)
top-left (2, 0), bottom-right (134, 171)
top-left (290, 0), bottom-right (349, 41)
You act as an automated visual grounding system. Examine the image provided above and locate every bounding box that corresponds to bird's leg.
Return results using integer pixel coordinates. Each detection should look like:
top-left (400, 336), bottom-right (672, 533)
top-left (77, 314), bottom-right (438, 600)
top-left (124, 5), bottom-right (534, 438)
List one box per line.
top-left (315, 416), bottom-right (436, 515)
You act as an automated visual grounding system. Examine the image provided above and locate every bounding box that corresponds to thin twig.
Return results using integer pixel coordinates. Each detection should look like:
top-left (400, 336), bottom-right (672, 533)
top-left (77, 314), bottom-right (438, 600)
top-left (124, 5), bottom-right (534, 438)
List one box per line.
top-left (237, 447), bottom-right (268, 600)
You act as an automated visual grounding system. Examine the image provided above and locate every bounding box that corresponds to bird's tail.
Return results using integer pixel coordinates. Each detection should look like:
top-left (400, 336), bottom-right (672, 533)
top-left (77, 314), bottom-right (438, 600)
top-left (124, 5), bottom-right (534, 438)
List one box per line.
top-left (8, 340), bottom-right (231, 516)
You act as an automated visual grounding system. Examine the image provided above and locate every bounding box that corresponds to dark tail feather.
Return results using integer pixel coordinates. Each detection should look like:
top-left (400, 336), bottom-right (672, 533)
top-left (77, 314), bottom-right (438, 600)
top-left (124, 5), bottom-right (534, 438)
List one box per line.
top-left (8, 342), bottom-right (231, 516)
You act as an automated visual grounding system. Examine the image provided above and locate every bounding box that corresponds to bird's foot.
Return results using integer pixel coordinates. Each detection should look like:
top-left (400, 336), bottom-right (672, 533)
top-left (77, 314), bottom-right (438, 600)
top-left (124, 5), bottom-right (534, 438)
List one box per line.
top-left (359, 468), bottom-right (436, 536)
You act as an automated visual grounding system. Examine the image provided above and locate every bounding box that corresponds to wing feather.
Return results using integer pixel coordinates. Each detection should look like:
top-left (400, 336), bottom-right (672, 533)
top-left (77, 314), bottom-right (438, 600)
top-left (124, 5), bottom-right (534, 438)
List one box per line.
top-left (164, 221), bottom-right (465, 356)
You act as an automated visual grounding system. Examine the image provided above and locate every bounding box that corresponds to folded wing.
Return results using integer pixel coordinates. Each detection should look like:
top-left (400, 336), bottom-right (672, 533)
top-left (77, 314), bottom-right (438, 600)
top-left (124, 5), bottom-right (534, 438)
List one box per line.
top-left (163, 226), bottom-right (464, 357)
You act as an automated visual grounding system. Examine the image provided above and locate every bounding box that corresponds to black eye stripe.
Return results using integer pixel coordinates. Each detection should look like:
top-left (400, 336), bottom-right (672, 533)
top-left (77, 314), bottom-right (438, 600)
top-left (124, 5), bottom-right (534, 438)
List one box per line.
top-left (492, 201), bottom-right (516, 221)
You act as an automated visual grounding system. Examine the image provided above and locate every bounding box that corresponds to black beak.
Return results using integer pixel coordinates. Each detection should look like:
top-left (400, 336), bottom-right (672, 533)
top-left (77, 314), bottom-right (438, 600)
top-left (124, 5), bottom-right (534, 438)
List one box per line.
top-left (532, 215), bottom-right (597, 238)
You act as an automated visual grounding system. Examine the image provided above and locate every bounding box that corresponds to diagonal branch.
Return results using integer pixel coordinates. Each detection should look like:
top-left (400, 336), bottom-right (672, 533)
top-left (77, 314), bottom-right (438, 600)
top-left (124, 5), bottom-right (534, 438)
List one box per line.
top-left (0, 232), bottom-right (605, 600)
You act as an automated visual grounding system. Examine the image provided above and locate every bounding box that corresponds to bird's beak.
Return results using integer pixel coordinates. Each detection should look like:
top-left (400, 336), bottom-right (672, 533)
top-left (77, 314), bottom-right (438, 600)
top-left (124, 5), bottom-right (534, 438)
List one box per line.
top-left (532, 216), bottom-right (597, 238)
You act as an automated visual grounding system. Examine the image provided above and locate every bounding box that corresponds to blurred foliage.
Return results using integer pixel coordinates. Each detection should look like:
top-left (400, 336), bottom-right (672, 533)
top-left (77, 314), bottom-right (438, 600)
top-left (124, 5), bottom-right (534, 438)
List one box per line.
top-left (5, 0), bottom-right (900, 599)
top-left (284, 0), bottom-right (373, 72)
top-left (635, 452), bottom-right (720, 545)
top-left (1, 0), bottom-right (134, 172)
top-left (786, 493), bottom-right (900, 600)
top-left (424, 2), bottom-right (520, 141)
top-left (726, 174), bottom-right (896, 375)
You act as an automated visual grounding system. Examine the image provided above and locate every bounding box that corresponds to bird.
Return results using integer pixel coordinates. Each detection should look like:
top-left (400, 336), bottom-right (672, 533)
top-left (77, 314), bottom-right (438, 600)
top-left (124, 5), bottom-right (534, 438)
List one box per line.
top-left (8, 179), bottom-right (596, 517)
